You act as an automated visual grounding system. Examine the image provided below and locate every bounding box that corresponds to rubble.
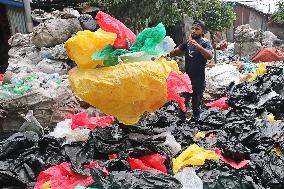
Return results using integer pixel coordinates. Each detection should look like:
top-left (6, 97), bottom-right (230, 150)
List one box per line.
top-left (32, 18), bottom-right (82, 48)
top-left (234, 24), bottom-right (262, 57)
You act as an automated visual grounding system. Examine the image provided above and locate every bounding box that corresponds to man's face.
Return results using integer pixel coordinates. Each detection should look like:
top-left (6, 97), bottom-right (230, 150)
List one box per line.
top-left (190, 24), bottom-right (203, 39)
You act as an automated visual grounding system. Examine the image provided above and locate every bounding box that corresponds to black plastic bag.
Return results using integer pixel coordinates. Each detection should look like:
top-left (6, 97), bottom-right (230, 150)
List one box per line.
top-left (90, 169), bottom-right (182, 189)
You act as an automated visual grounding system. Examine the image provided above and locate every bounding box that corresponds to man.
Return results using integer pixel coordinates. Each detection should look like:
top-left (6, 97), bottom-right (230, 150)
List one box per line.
top-left (170, 20), bottom-right (213, 120)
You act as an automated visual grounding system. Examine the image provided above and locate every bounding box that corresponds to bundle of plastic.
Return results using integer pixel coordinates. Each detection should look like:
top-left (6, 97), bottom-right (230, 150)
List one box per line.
top-left (65, 11), bottom-right (192, 125)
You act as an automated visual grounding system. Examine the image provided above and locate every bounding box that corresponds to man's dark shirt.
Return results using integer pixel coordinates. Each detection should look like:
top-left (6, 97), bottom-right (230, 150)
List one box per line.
top-left (179, 38), bottom-right (213, 93)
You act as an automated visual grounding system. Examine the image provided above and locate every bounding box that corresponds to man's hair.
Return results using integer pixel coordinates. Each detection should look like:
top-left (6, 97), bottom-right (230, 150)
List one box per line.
top-left (193, 20), bottom-right (205, 31)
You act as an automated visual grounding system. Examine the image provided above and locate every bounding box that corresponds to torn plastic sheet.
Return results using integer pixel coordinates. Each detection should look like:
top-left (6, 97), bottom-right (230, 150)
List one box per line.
top-left (70, 112), bottom-right (115, 129)
top-left (49, 119), bottom-right (90, 143)
top-left (214, 148), bottom-right (250, 169)
top-left (205, 97), bottom-right (230, 110)
top-left (128, 153), bottom-right (167, 173)
top-left (167, 71), bottom-right (193, 112)
top-left (172, 144), bottom-right (220, 173)
top-left (174, 167), bottom-right (203, 189)
top-left (34, 162), bottom-right (94, 189)
top-left (83, 162), bottom-right (109, 176)
top-left (91, 169), bottom-right (182, 189)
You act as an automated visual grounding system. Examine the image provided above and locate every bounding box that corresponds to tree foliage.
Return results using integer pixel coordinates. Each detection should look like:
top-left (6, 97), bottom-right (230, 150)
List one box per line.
top-left (87, 0), bottom-right (182, 32)
top-left (87, 0), bottom-right (236, 34)
top-left (272, 0), bottom-right (284, 24)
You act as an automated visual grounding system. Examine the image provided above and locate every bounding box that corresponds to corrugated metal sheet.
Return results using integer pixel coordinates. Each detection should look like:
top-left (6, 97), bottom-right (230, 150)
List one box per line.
top-left (6, 5), bottom-right (27, 34)
top-left (0, 0), bottom-right (24, 7)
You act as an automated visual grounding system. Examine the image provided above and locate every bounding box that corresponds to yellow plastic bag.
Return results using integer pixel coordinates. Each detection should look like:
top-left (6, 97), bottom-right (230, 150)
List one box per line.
top-left (272, 147), bottom-right (284, 157)
top-left (42, 181), bottom-right (51, 189)
top-left (194, 132), bottom-right (206, 139)
top-left (65, 29), bottom-right (117, 69)
top-left (172, 144), bottom-right (219, 173)
top-left (69, 60), bottom-right (178, 125)
top-left (255, 63), bottom-right (267, 76)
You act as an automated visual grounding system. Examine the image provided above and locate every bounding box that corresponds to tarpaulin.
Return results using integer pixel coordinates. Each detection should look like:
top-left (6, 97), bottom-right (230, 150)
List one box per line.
top-left (252, 48), bottom-right (284, 63)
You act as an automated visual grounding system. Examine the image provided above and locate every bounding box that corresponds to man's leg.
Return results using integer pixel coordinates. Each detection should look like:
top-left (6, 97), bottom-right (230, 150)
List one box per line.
top-left (191, 91), bottom-right (203, 120)
top-left (179, 92), bottom-right (191, 120)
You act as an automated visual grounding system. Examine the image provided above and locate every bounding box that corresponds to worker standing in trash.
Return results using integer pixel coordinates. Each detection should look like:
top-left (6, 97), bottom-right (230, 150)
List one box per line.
top-left (170, 20), bottom-right (213, 120)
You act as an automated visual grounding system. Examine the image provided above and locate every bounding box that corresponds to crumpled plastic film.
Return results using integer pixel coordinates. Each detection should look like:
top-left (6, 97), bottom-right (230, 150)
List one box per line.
top-left (65, 29), bottom-right (117, 68)
top-left (172, 144), bottom-right (219, 173)
top-left (167, 71), bottom-right (192, 112)
top-left (214, 148), bottom-right (250, 169)
top-left (272, 147), bottom-right (284, 157)
top-left (92, 23), bottom-right (167, 66)
top-left (34, 162), bottom-right (94, 189)
top-left (205, 97), bottom-right (230, 110)
top-left (96, 11), bottom-right (136, 49)
top-left (69, 60), bottom-right (179, 125)
top-left (130, 23), bottom-right (166, 54)
top-left (118, 36), bottom-right (176, 63)
top-left (255, 63), bottom-right (267, 76)
top-left (70, 112), bottom-right (115, 129)
top-left (128, 154), bottom-right (167, 173)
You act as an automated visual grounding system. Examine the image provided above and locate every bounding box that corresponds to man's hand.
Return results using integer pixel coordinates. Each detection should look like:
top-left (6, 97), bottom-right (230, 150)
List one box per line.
top-left (188, 34), bottom-right (202, 50)
top-left (188, 34), bottom-right (213, 60)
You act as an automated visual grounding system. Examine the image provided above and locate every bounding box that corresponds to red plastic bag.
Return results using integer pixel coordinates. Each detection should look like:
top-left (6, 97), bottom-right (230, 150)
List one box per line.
top-left (128, 154), bottom-right (167, 173)
top-left (34, 162), bottom-right (94, 189)
top-left (83, 162), bottom-right (109, 176)
top-left (96, 11), bottom-right (136, 49)
top-left (214, 148), bottom-right (250, 169)
top-left (167, 71), bottom-right (193, 112)
top-left (205, 97), bottom-right (230, 110)
top-left (71, 112), bottom-right (115, 130)
top-left (0, 74), bottom-right (4, 81)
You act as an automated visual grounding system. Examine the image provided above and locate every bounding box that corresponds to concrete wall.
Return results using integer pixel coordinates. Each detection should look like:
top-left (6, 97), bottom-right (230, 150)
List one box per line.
top-left (249, 10), bottom-right (269, 31)
top-left (267, 22), bottom-right (284, 40)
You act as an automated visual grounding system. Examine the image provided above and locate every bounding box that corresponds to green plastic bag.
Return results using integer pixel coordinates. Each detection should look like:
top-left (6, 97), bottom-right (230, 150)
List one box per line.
top-left (92, 23), bottom-right (166, 66)
top-left (75, 186), bottom-right (97, 189)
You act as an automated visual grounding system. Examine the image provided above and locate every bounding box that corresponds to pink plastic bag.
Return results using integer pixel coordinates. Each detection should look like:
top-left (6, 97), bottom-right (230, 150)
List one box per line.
top-left (205, 97), bottom-right (230, 110)
top-left (83, 162), bottom-right (109, 176)
top-left (34, 162), bottom-right (94, 189)
top-left (167, 71), bottom-right (193, 112)
top-left (0, 74), bottom-right (4, 81)
top-left (128, 154), bottom-right (167, 173)
top-left (71, 112), bottom-right (115, 129)
top-left (214, 148), bottom-right (250, 169)
top-left (96, 11), bottom-right (136, 49)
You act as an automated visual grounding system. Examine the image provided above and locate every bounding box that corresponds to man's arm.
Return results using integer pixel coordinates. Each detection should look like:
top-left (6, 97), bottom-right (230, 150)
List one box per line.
top-left (188, 39), bottom-right (213, 60)
top-left (196, 45), bottom-right (213, 60)
top-left (170, 47), bottom-right (185, 57)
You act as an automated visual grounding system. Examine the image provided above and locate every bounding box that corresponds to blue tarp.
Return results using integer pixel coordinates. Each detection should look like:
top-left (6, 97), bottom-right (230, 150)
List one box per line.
top-left (0, 0), bottom-right (24, 7)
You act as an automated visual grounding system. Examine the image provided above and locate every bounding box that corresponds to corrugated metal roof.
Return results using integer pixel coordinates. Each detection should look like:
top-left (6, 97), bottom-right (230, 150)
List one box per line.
top-left (224, 0), bottom-right (280, 14)
top-left (0, 0), bottom-right (23, 7)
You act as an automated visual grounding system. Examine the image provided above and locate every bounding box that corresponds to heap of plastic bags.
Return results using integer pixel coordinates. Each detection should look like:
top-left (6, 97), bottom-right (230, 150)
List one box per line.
top-left (0, 64), bottom-right (283, 189)
top-left (65, 11), bottom-right (192, 125)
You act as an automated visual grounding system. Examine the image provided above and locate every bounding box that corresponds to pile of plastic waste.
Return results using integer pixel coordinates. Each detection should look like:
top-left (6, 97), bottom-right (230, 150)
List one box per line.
top-left (0, 8), bottom-right (284, 189)
top-left (0, 64), bottom-right (283, 189)
top-left (66, 11), bottom-right (191, 125)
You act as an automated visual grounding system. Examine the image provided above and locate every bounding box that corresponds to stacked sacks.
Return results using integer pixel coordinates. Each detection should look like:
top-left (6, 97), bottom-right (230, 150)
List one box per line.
top-left (66, 11), bottom-right (192, 125)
